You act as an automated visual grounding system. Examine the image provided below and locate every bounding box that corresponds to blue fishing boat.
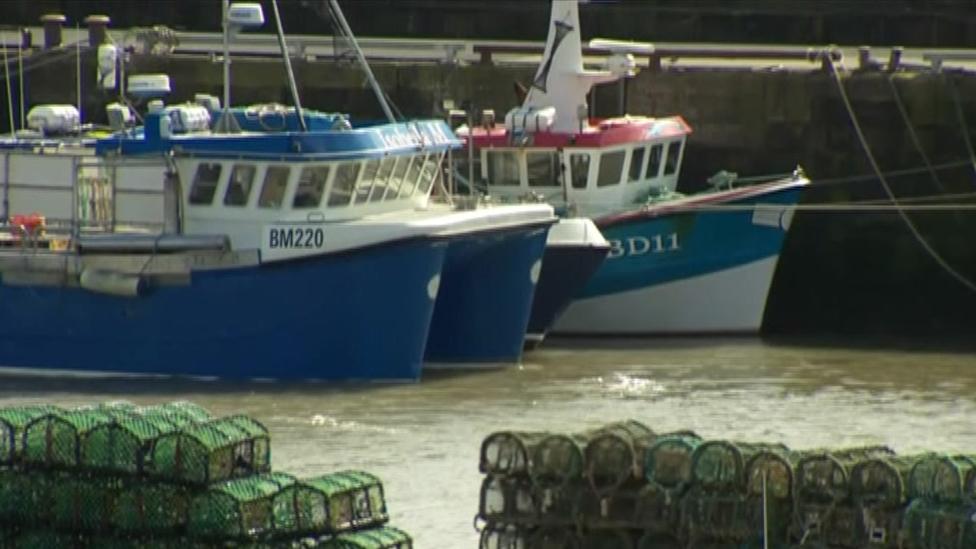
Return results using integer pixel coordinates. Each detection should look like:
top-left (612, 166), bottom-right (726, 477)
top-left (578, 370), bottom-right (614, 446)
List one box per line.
top-left (0, 2), bottom-right (556, 379)
top-left (461, 0), bottom-right (809, 335)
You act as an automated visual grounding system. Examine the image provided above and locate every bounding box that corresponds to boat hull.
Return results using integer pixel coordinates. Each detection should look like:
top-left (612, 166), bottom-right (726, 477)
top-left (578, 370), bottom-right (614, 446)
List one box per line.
top-left (424, 225), bottom-right (550, 367)
top-left (0, 238), bottom-right (446, 381)
top-left (525, 219), bottom-right (609, 347)
top-left (553, 180), bottom-right (806, 335)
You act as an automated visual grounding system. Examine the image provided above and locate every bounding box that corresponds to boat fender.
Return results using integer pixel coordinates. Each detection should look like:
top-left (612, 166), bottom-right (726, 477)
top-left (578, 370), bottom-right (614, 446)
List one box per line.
top-left (79, 269), bottom-right (146, 298)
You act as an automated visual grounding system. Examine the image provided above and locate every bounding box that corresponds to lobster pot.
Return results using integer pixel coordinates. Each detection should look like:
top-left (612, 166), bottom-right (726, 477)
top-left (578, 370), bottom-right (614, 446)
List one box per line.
top-left (632, 483), bottom-right (682, 536)
top-left (744, 450), bottom-right (794, 500)
top-left (579, 486), bottom-right (643, 529)
top-left (678, 487), bottom-right (791, 546)
top-left (903, 499), bottom-right (976, 549)
top-left (315, 525), bottom-right (413, 548)
top-left (0, 470), bottom-right (56, 526)
top-left (150, 416), bottom-right (270, 485)
top-left (96, 401), bottom-right (139, 416)
top-left (534, 482), bottom-right (585, 526)
top-left (643, 431), bottom-right (701, 491)
top-left (138, 401), bottom-right (212, 428)
top-left (690, 441), bottom-right (788, 493)
top-left (13, 532), bottom-right (80, 549)
top-left (907, 454), bottom-right (976, 502)
top-left (480, 431), bottom-right (547, 476)
top-left (791, 501), bottom-right (861, 548)
top-left (795, 446), bottom-right (895, 504)
top-left (111, 482), bottom-right (191, 535)
top-left (0, 405), bottom-right (63, 466)
top-left (850, 454), bottom-right (925, 508)
top-left (528, 526), bottom-right (582, 549)
top-left (579, 528), bottom-right (634, 549)
top-left (187, 472), bottom-right (295, 541)
top-left (272, 471), bottom-right (388, 537)
top-left (479, 522), bottom-right (529, 549)
top-left (530, 434), bottom-right (586, 489)
top-left (584, 421), bottom-right (655, 497)
top-left (87, 537), bottom-right (195, 549)
top-left (478, 475), bottom-right (538, 525)
top-left (22, 409), bottom-right (115, 470)
top-left (81, 416), bottom-right (178, 475)
top-left (51, 475), bottom-right (121, 533)
top-left (635, 532), bottom-right (682, 549)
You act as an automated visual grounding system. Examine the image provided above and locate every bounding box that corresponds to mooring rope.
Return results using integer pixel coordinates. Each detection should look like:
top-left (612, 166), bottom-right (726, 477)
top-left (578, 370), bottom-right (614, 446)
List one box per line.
top-left (886, 75), bottom-right (947, 193)
top-left (946, 72), bottom-right (976, 184)
top-left (827, 56), bottom-right (976, 294)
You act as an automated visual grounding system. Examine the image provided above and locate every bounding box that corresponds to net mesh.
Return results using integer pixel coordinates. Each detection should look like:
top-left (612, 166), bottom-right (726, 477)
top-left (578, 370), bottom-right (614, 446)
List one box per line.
top-left (111, 482), bottom-right (191, 535)
top-left (480, 431), bottom-right (546, 476)
top-left (51, 475), bottom-right (121, 533)
top-left (273, 470), bottom-right (388, 537)
top-left (530, 434), bottom-right (585, 490)
top-left (150, 416), bottom-right (270, 485)
top-left (643, 431), bottom-right (702, 491)
top-left (903, 499), bottom-right (976, 549)
top-left (850, 454), bottom-right (926, 507)
top-left (0, 405), bottom-right (63, 466)
top-left (907, 454), bottom-right (976, 502)
top-left (22, 409), bottom-right (115, 470)
top-left (187, 472), bottom-right (296, 540)
top-left (583, 420), bottom-right (655, 497)
top-left (690, 440), bottom-right (788, 492)
top-left (794, 445), bottom-right (895, 503)
top-left (316, 525), bottom-right (413, 549)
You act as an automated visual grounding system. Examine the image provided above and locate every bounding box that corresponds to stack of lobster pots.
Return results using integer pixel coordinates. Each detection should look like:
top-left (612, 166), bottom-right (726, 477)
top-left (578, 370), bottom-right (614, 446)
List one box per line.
top-left (476, 420), bottom-right (976, 548)
top-left (0, 400), bottom-right (412, 549)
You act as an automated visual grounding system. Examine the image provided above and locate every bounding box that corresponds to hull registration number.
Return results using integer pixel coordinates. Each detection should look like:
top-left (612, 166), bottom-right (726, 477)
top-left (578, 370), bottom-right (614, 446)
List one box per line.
top-left (268, 227), bottom-right (325, 249)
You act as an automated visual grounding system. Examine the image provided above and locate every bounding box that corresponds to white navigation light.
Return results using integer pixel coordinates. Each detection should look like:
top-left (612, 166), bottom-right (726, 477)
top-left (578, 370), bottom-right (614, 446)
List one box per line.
top-left (227, 3), bottom-right (265, 31)
top-left (128, 74), bottom-right (172, 99)
top-left (26, 105), bottom-right (81, 135)
top-left (606, 52), bottom-right (637, 77)
top-left (97, 44), bottom-right (118, 90)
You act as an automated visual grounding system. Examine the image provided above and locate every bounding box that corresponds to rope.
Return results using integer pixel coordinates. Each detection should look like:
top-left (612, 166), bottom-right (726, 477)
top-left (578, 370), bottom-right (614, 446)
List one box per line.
top-left (827, 56), bottom-right (976, 294)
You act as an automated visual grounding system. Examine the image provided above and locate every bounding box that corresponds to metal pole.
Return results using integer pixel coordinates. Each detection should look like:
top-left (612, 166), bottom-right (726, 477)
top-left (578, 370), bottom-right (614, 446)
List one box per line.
top-left (271, 0), bottom-right (307, 132)
top-left (17, 38), bottom-right (24, 130)
top-left (327, 0), bottom-right (395, 123)
top-left (762, 471), bottom-right (769, 549)
top-left (76, 23), bottom-right (82, 121)
top-left (467, 108), bottom-right (474, 195)
top-left (2, 34), bottom-right (14, 135)
top-left (222, 0), bottom-right (230, 120)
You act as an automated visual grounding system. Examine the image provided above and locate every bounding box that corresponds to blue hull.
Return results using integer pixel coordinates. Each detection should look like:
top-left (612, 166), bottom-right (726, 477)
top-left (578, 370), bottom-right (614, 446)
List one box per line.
top-left (424, 226), bottom-right (550, 364)
top-left (0, 239), bottom-right (446, 381)
top-left (525, 243), bottom-right (609, 346)
top-left (583, 184), bottom-right (806, 298)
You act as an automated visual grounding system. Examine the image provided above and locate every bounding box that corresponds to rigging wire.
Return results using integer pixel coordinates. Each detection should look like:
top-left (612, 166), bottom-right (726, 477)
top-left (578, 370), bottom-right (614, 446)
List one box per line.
top-left (886, 75), bottom-right (947, 193)
top-left (946, 72), bottom-right (976, 184)
top-left (827, 56), bottom-right (976, 294)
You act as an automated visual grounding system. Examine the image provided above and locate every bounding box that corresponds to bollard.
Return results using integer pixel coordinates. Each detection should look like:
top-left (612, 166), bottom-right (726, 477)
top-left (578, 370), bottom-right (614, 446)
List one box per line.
top-left (20, 28), bottom-right (31, 50)
top-left (858, 46), bottom-right (878, 71)
top-left (39, 14), bottom-right (66, 49)
top-left (84, 15), bottom-right (111, 47)
top-left (888, 46), bottom-right (903, 72)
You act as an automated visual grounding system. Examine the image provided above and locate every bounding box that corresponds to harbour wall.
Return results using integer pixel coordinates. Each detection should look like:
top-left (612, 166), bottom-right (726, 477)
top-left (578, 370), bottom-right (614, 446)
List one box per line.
top-left (8, 50), bottom-right (976, 337)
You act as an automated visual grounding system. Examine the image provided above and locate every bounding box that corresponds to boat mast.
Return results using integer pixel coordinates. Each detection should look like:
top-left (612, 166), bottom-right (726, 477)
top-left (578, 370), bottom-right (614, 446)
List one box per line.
top-left (271, 0), bottom-right (307, 132)
top-left (327, 0), bottom-right (396, 123)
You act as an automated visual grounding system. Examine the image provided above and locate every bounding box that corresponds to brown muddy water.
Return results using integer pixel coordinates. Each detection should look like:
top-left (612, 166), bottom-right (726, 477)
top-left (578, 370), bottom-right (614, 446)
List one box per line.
top-left (0, 337), bottom-right (974, 547)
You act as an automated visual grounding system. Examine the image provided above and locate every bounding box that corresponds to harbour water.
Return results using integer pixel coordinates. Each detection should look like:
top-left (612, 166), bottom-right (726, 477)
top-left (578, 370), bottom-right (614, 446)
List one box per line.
top-left (1, 337), bottom-right (974, 547)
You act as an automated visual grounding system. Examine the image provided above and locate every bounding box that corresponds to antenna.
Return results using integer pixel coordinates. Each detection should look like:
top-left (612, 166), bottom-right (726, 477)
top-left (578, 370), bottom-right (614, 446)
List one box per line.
top-left (215, 1), bottom-right (265, 133)
top-left (327, 0), bottom-right (395, 123)
top-left (76, 23), bottom-right (82, 122)
top-left (2, 32), bottom-right (14, 135)
top-left (270, 0), bottom-right (306, 132)
top-left (17, 36), bottom-right (24, 130)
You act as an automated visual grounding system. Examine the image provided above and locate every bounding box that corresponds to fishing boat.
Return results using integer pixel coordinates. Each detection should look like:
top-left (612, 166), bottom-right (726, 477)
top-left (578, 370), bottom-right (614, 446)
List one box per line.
top-left (0, 2), bottom-right (556, 379)
top-left (458, 0), bottom-right (810, 335)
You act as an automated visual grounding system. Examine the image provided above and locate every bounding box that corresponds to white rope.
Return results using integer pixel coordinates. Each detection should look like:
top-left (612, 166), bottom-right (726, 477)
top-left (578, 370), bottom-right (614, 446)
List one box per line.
top-left (828, 56), bottom-right (976, 294)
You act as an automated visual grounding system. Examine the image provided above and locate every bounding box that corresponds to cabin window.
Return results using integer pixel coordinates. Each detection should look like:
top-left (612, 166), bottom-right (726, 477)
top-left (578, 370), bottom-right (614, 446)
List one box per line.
top-left (569, 153), bottom-right (590, 189)
top-left (597, 150), bottom-right (626, 187)
top-left (486, 150), bottom-right (520, 186)
top-left (329, 162), bottom-right (361, 207)
top-left (258, 166), bottom-right (290, 208)
top-left (355, 159), bottom-right (380, 204)
top-left (646, 144), bottom-right (663, 179)
top-left (369, 157), bottom-right (397, 202)
top-left (400, 154), bottom-right (425, 198)
top-left (526, 151), bottom-right (559, 188)
top-left (417, 153), bottom-right (441, 195)
top-left (628, 147), bottom-right (645, 183)
top-left (188, 162), bottom-right (222, 205)
top-left (385, 156), bottom-right (413, 200)
top-left (224, 164), bottom-right (256, 206)
top-left (293, 166), bottom-right (330, 208)
top-left (663, 141), bottom-right (682, 175)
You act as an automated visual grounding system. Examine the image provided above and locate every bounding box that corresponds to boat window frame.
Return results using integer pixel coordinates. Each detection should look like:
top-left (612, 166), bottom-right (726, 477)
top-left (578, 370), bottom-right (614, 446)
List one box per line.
top-left (368, 156), bottom-right (397, 202)
top-left (645, 143), bottom-right (663, 179)
top-left (569, 152), bottom-right (591, 189)
top-left (384, 155), bottom-right (413, 200)
top-left (628, 147), bottom-right (646, 183)
top-left (293, 165), bottom-right (331, 209)
top-left (485, 149), bottom-right (521, 187)
top-left (223, 163), bottom-right (257, 207)
top-left (399, 153), bottom-right (425, 199)
top-left (526, 150), bottom-right (560, 188)
top-left (354, 159), bottom-right (380, 205)
top-left (188, 162), bottom-right (223, 206)
top-left (257, 165), bottom-right (291, 209)
top-left (663, 141), bottom-right (682, 176)
top-left (328, 161), bottom-right (362, 208)
top-left (596, 149), bottom-right (626, 187)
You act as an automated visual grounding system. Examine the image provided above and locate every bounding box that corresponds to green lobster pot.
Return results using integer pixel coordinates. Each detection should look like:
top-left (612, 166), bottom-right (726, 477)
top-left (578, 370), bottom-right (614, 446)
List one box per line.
top-left (111, 482), bottom-right (191, 535)
top-left (81, 415), bottom-right (177, 475)
top-left (316, 525), bottom-right (413, 548)
top-left (22, 409), bottom-right (115, 470)
top-left (690, 441), bottom-right (788, 492)
top-left (530, 433), bottom-right (586, 489)
top-left (907, 454), bottom-right (976, 502)
top-left (273, 470), bottom-right (388, 537)
top-left (643, 431), bottom-right (702, 491)
top-left (850, 454), bottom-right (928, 508)
top-left (635, 532), bottom-right (682, 549)
top-left (479, 522), bottom-right (529, 549)
top-left (744, 449), bottom-right (794, 500)
top-left (0, 405), bottom-right (62, 466)
top-left (632, 483), bottom-right (681, 535)
top-left (903, 499), bottom-right (976, 549)
top-left (579, 528), bottom-right (634, 549)
top-left (584, 420), bottom-right (655, 497)
top-left (678, 486), bottom-right (792, 546)
top-left (478, 475), bottom-right (544, 526)
top-left (0, 469), bottom-right (46, 524)
top-left (13, 531), bottom-right (79, 549)
top-left (480, 431), bottom-right (548, 476)
top-left (51, 475), bottom-right (121, 533)
top-left (150, 416), bottom-right (270, 485)
top-left (529, 526), bottom-right (582, 549)
top-left (795, 446), bottom-right (895, 503)
top-left (187, 472), bottom-right (295, 541)
top-left (138, 401), bottom-right (212, 428)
